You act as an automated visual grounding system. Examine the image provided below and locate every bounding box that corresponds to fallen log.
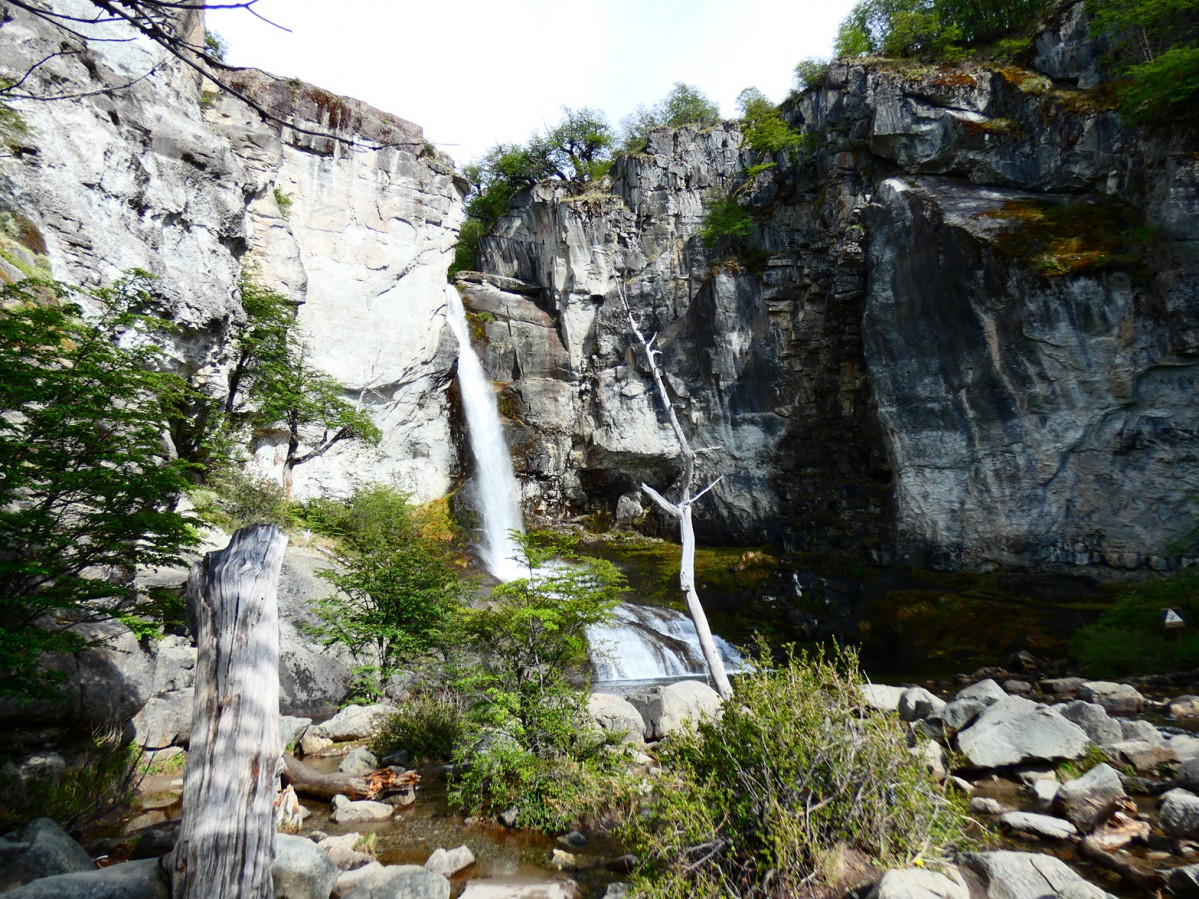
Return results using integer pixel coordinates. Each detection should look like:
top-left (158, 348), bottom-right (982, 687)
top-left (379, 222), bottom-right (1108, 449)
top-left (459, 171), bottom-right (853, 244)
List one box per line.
top-left (1077, 839), bottom-right (1165, 894)
top-left (282, 753), bottom-right (419, 802)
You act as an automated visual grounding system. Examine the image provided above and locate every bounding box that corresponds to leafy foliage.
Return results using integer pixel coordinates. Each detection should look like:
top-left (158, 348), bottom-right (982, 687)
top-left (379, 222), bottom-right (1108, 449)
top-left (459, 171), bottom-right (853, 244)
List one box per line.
top-left (370, 692), bottom-right (465, 764)
top-left (226, 275), bottom-right (380, 493)
top-left (736, 88), bottom-right (809, 158)
top-left (834, 0), bottom-right (1050, 59)
top-left (305, 485), bottom-right (463, 702)
top-left (699, 190), bottom-right (755, 252)
top-left (620, 83), bottom-right (722, 152)
top-left (1070, 569), bottom-right (1199, 677)
top-left (794, 58), bottom-right (832, 91)
top-left (448, 533), bottom-right (634, 830)
top-left (0, 274), bottom-right (200, 702)
top-left (624, 644), bottom-right (972, 897)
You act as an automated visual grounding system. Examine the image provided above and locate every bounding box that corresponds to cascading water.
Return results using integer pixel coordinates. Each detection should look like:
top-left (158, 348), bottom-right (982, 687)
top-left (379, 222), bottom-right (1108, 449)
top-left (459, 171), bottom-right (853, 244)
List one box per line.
top-left (444, 285), bottom-right (525, 581)
top-left (588, 604), bottom-right (744, 685)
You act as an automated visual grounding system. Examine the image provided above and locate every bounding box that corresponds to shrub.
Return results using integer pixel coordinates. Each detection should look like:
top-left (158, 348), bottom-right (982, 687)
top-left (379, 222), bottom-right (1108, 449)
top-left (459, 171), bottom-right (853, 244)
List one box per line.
top-left (620, 83), bottom-right (723, 152)
top-left (795, 57), bottom-right (831, 91)
top-left (370, 692), bottom-right (465, 764)
top-left (624, 644), bottom-right (972, 897)
top-left (1070, 569), bottom-right (1199, 677)
top-left (699, 190), bottom-right (755, 253)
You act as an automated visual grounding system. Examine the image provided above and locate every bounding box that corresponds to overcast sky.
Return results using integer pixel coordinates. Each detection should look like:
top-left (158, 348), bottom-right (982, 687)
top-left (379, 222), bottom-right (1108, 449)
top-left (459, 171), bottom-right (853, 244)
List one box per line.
top-left (207, 1), bottom-right (859, 166)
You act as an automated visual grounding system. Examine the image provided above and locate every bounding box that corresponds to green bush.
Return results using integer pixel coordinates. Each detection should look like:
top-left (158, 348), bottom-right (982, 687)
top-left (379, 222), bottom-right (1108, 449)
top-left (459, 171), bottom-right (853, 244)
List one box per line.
top-left (624, 645), bottom-right (972, 897)
top-left (370, 692), bottom-right (465, 764)
top-left (1070, 569), bottom-right (1199, 677)
top-left (620, 83), bottom-right (722, 153)
top-left (196, 467), bottom-right (293, 531)
top-left (699, 190), bottom-right (755, 253)
top-left (834, 0), bottom-right (1050, 59)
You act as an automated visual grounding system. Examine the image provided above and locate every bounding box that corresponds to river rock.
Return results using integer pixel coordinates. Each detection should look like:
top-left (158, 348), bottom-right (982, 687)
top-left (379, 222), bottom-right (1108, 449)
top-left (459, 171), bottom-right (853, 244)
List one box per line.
top-left (861, 683), bottom-right (906, 712)
top-left (1055, 763), bottom-right (1124, 832)
top-left (1160, 788), bottom-right (1199, 838)
top-left (458, 879), bottom-right (579, 899)
top-left (1040, 677), bottom-right (1085, 696)
top-left (316, 833), bottom-right (374, 871)
top-left (318, 704), bottom-right (392, 742)
top-left (0, 857), bottom-right (167, 899)
top-left (956, 696), bottom-right (1089, 768)
top-left (281, 715), bottom-right (313, 751)
top-left (334, 862), bottom-right (386, 899)
top-left (626, 681), bottom-right (720, 741)
top-left (956, 679), bottom-right (1006, 706)
top-left (331, 795), bottom-right (394, 824)
top-left (275, 833), bottom-right (340, 899)
top-left (1167, 864), bottom-right (1199, 897)
top-left (1168, 696), bottom-right (1199, 719)
top-left (998, 811), bottom-right (1078, 840)
top-left (341, 864), bottom-right (451, 899)
top-left (586, 693), bottom-right (646, 744)
top-left (1172, 735), bottom-right (1199, 764)
top-left (898, 686), bottom-right (945, 722)
top-left (1103, 739), bottom-right (1175, 773)
top-left (339, 747), bottom-right (379, 775)
top-left (1120, 719), bottom-right (1163, 744)
top-left (922, 697), bottom-right (986, 740)
top-left (425, 846), bottom-right (475, 877)
top-left (1056, 700), bottom-right (1122, 746)
top-left (867, 866), bottom-right (970, 899)
top-left (0, 818), bottom-right (94, 890)
top-left (969, 797), bottom-right (1007, 815)
top-left (1077, 682), bottom-right (1144, 715)
top-left (957, 850), bottom-right (1114, 898)
top-left (1028, 778), bottom-right (1059, 812)
top-left (132, 692), bottom-right (194, 750)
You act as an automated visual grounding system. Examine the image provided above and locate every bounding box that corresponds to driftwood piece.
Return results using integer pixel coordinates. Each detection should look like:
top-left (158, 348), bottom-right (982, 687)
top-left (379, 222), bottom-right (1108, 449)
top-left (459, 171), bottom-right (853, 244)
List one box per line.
top-left (282, 753), bottom-right (419, 802)
top-left (168, 525), bottom-right (288, 899)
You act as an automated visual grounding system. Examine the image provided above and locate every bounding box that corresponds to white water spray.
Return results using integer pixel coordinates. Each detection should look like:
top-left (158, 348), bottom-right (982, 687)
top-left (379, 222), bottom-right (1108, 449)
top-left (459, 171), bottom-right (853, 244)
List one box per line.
top-left (445, 286), bottom-right (525, 581)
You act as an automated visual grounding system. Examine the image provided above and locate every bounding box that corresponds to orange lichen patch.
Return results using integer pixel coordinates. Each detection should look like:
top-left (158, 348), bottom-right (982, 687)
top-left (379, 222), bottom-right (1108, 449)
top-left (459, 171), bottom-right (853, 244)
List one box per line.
top-left (978, 197), bottom-right (1153, 278)
top-left (930, 67), bottom-right (979, 89)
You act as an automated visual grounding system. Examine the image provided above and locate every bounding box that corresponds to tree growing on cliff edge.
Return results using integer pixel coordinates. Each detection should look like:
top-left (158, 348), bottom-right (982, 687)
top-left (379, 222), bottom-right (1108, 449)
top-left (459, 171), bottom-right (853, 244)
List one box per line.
top-left (0, 273), bottom-right (200, 703)
top-left (620, 82), bottom-right (722, 153)
top-left (616, 282), bottom-right (733, 699)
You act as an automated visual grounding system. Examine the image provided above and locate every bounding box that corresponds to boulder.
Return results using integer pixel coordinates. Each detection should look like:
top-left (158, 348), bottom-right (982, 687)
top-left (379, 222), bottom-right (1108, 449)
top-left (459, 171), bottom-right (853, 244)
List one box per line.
top-left (955, 679), bottom-right (1006, 706)
top-left (0, 858), bottom-right (167, 899)
top-left (1040, 677), bottom-right (1085, 697)
top-left (131, 691), bottom-right (194, 749)
top-left (625, 681), bottom-right (721, 741)
top-left (861, 683), bottom-right (906, 712)
top-left (1176, 756), bottom-right (1199, 790)
top-left (458, 879), bottom-right (579, 899)
top-left (1028, 778), bottom-right (1059, 812)
top-left (341, 864), bottom-right (451, 899)
top-left (318, 704), bottom-right (392, 742)
top-left (424, 846), bottom-right (475, 877)
top-left (0, 818), bottom-right (94, 891)
top-left (911, 741), bottom-right (947, 780)
top-left (1168, 695), bottom-right (1199, 720)
top-left (969, 797), bottom-right (1007, 815)
top-left (334, 862), bottom-right (386, 899)
top-left (998, 811), bottom-right (1078, 840)
top-left (1003, 680), bottom-right (1033, 695)
top-left (586, 693), bottom-right (646, 744)
top-left (1056, 701), bottom-right (1122, 746)
top-left (274, 833), bottom-right (340, 899)
top-left (316, 833), bottom-right (374, 871)
top-left (339, 747), bottom-right (380, 775)
top-left (922, 697), bottom-right (986, 739)
top-left (1160, 788), bottom-right (1199, 839)
top-left (958, 851), bottom-right (1114, 898)
top-left (1172, 735), bottom-right (1199, 764)
top-left (280, 715), bottom-right (313, 750)
top-left (955, 696), bottom-right (1089, 768)
top-left (1077, 682), bottom-right (1144, 716)
top-left (331, 795), bottom-right (394, 824)
top-left (1102, 739), bottom-right (1175, 773)
top-left (898, 687), bottom-right (945, 722)
top-left (614, 492), bottom-right (643, 529)
top-left (1055, 763), bottom-right (1124, 832)
top-left (867, 866), bottom-right (970, 899)
top-left (1168, 864), bottom-right (1199, 898)
top-left (1119, 719), bottom-right (1163, 745)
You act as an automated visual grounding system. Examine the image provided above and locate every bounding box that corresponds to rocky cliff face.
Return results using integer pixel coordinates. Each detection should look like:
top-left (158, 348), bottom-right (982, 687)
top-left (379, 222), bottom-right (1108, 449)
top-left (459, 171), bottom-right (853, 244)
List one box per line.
top-left (0, 3), bottom-right (464, 501)
top-left (473, 2), bottom-right (1199, 572)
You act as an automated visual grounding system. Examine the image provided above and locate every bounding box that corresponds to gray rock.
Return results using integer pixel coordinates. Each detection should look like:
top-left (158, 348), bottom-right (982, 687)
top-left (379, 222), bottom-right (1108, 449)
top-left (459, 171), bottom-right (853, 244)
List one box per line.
top-left (458, 879), bottom-right (578, 899)
top-left (1, 858), bottom-right (167, 899)
top-left (1176, 756), bottom-right (1199, 790)
top-left (1172, 735), bottom-right (1199, 764)
top-left (1119, 719), bottom-right (1163, 745)
top-left (1003, 680), bottom-right (1033, 695)
top-left (1160, 788), bottom-right (1199, 838)
top-left (868, 866), bottom-right (970, 899)
top-left (1103, 739), bottom-right (1175, 773)
top-left (956, 696), bottom-right (1089, 768)
top-left (924, 697), bottom-right (986, 739)
top-left (898, 687), bottom-right (946, 722)
top-left (274, 833), bottom-right (340, 899)
top-left (318, 704), bottom-right (392, 743)
top-left (614, 492), bottom-right (643, 528)
top-left (1077, 682), bottom-right (1144, 716)
top-left (316, 833), bottom-right (374, 872)
top-left (955, 679), bottom-right (1006, 706)
top-left (861, 683), bottom-right (906, 712)
top-left (1168, 695), bottom-right (1199, 719)
top-left (625, 681), bottom-right (721, 741)
top-left (342, 864), bottom-right (450, 899)
top-left (1055, 763), bottom-right (1124, 832)
top-left (1057, 701), bottom-right (1122, 746)
top-left (1168, 864), bottom-right (1199, 898)
top-left (969, 797), bottom-right (1007, 815)
top-left (602, 885), bottom-right (630, 899)
top-left (339, 747), bottom-right (380, 775)
top-left (1040, 677), bottom-right (1085, 697)
top-left (424, 845), bottom-right (475, 877)
top-left (911, 741), bottom-right (947, 780)
top-left (1028, 778), bottom-right (1059, 812)
top-left (280, 715), bottom-right (312, 750)
top-left (586, 693), bottom-right (646, 745)
top-left (330, 795), bottom-right (394, 824)
top-left (998, 811), bottom-right (1078, 840)
top-left (0, 818), bottom-right (94, 890)
top-left (334, 862), bottom-right (386, 899)
top-left (958, 850), bottom-right (1115, 898)
top-left (131, 691), bottom-right (194, 749)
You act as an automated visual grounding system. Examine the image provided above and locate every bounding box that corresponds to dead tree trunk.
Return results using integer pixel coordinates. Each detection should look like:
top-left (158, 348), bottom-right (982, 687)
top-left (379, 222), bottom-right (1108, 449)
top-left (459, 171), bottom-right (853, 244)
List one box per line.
top-left (168, 525), bottom-right (288, 899)
top-left (619, 284), bottom-right (733, 698)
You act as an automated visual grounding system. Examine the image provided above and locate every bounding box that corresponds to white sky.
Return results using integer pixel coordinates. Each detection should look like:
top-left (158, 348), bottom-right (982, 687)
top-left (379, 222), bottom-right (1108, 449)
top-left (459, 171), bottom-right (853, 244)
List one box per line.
top-left (207, 1), bottom-right (858, 166)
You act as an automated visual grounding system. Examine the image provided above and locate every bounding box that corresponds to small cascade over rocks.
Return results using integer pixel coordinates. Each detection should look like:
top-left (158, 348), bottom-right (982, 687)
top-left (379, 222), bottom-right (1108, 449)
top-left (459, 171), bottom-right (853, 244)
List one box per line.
top-left (445, 285), bottom-right (524, 581)
top-left (589, 604), bottom-right (744, 685)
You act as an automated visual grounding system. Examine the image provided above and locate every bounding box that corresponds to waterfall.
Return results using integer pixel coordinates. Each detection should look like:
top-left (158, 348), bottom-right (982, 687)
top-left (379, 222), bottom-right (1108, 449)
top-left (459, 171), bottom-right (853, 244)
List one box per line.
top-left (444, 286), bottom-right (525, 581)
top-left (588, 604), bottom-right (745, 684)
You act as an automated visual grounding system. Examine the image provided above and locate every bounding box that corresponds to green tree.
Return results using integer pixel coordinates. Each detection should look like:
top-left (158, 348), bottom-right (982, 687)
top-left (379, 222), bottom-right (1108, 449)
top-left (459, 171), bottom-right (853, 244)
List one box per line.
top-left (833, 0), bottom-right (1049, 58)
top-left (620, 82), bottom-right (722, 153)
top-left (0, 274), bottom-right (200, 703)
top-left (305, 486), bottom-right (463, 702)
top-left (225, 276), bottom-right (380, 495)
top-left (737, 87), bottom-right (807, 157)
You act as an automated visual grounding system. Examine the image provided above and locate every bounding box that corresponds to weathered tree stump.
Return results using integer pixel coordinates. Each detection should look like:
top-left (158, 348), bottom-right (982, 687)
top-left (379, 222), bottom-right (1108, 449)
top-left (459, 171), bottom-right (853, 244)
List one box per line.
top-left (168, 525), bottom-right (288, 899)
